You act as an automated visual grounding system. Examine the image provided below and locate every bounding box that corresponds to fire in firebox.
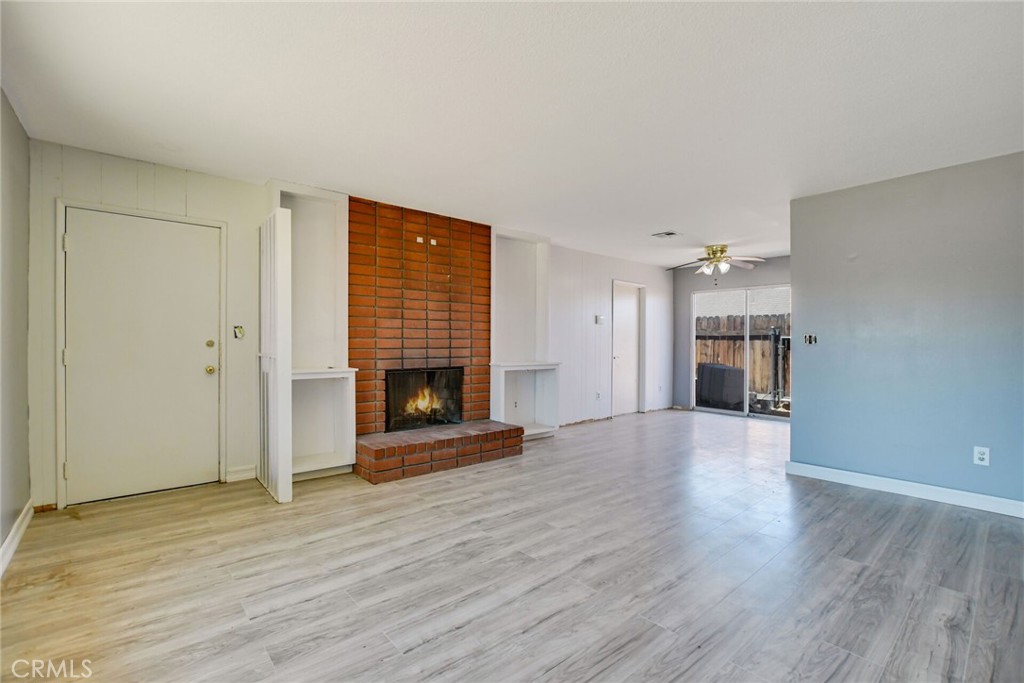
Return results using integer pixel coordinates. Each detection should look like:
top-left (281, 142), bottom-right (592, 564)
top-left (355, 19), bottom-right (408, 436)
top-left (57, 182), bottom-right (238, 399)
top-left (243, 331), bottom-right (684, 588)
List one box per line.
top-left (385, 367), bottom-right (463, 432)
top-left (405, 386), bottom-right (442, 416)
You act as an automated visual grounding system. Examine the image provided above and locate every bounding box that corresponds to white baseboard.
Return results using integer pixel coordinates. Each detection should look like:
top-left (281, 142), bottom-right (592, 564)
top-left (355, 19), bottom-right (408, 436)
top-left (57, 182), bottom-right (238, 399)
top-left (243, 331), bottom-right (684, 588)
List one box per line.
top-left (226, 465), bottom-right (256, 482)
top-left (1, 499), bottom-right (34, 577)
top-left (785, 461), bottom-right (1024, 519)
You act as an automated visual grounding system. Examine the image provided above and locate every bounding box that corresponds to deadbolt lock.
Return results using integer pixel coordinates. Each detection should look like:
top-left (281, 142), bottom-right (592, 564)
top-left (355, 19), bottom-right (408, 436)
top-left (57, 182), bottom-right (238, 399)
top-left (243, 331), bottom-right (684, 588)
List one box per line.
top-left (205, 365), bottom-right (217, 375)
top-left (206, 339), bottom-right (215, 347)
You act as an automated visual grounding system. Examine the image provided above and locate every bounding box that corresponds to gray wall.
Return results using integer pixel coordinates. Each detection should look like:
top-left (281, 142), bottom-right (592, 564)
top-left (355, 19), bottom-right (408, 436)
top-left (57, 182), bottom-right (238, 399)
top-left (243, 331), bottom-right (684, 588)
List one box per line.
top-left (1, 89), bottom-right (32, 543)
top-left (791, 153), bottom-right (1023, 501)
top-left (672, 256), bottom-right (791, 407)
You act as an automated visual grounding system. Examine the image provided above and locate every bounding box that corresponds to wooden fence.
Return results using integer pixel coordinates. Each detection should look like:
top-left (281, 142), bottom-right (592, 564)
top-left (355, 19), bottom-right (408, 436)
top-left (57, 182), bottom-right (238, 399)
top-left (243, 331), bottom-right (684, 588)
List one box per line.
top-left (695, 314), bottom-right (791, 395)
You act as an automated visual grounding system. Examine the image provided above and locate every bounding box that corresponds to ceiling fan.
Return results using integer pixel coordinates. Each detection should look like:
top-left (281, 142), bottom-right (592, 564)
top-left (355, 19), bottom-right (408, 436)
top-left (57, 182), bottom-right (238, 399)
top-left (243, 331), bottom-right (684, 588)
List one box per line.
top-left (668, 244), bottom-right (766, 274)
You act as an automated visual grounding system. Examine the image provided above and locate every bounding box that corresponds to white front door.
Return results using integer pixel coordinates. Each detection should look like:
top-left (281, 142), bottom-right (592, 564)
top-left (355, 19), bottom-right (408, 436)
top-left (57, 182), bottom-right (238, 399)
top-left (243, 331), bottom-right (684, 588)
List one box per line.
top-left (65, 208), bottom-right (221, 504)
top-left (612, 282), bottom-right (641, 416)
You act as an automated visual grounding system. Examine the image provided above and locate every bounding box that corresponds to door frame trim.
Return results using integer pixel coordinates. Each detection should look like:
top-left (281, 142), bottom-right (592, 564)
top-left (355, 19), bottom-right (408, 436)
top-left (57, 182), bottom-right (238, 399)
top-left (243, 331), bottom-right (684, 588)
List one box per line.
top-left (610, 279), bottom-right (646, 418)
top-left (55, 200), bottom-right (228, 508)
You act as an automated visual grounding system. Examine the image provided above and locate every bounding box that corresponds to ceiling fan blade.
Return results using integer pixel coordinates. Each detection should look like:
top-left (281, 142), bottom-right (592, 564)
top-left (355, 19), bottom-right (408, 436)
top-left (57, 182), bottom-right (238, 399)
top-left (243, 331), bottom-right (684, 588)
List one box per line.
top-left (666, 261), bottom-right (703, 271)
top-left (730, 256), bottom-right (766, 262)
top-left (730, 259), bottom-right (755, 269)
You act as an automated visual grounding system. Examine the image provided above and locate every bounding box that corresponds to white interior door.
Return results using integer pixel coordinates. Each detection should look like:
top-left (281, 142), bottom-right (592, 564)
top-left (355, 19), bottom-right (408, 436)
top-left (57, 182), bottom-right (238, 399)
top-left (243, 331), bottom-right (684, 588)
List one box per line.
top-left (259, 208), bottom-right (292, 503)
top-left (612, 282), bottom-right (641, 416)
top-left (65, 208), bottom-right (221, 504)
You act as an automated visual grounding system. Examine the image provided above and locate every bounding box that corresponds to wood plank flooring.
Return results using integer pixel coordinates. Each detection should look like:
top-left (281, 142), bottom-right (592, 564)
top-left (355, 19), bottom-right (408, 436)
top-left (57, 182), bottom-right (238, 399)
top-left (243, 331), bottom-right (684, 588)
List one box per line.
top-left (2, 411), bottom-right (1021, 682)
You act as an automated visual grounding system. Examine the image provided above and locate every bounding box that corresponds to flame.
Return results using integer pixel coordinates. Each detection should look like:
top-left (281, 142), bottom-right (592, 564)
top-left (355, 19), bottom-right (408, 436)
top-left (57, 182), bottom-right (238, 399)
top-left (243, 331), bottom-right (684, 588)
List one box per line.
top-left (404, 386), bottom-right (442, 415)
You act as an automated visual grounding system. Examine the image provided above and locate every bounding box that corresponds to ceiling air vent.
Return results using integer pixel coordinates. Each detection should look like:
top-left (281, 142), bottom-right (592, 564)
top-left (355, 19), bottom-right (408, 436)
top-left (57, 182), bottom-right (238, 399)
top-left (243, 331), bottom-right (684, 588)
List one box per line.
top-left (651, 231), bottom-right (678, 239)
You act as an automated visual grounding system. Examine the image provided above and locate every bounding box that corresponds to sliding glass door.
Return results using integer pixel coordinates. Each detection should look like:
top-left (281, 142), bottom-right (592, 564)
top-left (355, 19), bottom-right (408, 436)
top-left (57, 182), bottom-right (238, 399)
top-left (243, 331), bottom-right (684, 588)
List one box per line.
top-left (692, 286), bottom-right (791, 418)
top-left (747, 286), bottom-right (791, 417)
top-left (693, 290), bottom-right (747, 413)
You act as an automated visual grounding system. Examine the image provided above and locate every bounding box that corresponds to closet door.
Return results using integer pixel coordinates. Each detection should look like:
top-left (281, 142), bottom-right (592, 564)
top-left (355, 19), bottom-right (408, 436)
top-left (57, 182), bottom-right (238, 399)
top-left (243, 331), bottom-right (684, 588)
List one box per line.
top-left (259, 208), bottom-right (293, 503)
top-left (612, 282), bottom-right (642, 416)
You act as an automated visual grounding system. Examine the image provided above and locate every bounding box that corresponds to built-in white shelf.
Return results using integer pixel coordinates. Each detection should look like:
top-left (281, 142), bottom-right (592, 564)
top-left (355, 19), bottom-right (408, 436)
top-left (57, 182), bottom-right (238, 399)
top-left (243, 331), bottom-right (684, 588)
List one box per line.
top-left (291, 366), bottom-right (357, 474)
top-left (292, 367), bottom-right (357, 380)
top-left (491, 362), bottom-right (560, 440)
top-left (491, 361), bottom-right (560, 371)
top-left (281, 188), bottom-right (355, 485)
top-left (519, 422), bottom-right (556, 438)
top-left (292, 451), bottom-right (353, 474)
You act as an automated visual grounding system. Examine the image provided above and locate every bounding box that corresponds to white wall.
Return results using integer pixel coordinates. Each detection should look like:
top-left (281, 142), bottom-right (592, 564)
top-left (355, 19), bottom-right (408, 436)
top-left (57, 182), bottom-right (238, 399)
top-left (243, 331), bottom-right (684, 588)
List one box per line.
top-left (547, 245), bottom-right (674, 425)
top-left (791, 153), bottom-right (1023, 502)
top-left (671, 257), bottom-right (791, 407)
top-left (2, 91), bottom-right (31, 542)
top-left (28, 142), bottom-right (268, 506)
top-left (282, 192), bottom-right (349, 369)
top-left (492, 236), bottom-right (539, 362)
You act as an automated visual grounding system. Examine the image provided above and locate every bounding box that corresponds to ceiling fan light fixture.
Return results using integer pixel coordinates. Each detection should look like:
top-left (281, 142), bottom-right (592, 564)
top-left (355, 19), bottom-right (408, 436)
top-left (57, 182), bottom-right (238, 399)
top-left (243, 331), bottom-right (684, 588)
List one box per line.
top-left (672, 244), bottom-right (765, 274)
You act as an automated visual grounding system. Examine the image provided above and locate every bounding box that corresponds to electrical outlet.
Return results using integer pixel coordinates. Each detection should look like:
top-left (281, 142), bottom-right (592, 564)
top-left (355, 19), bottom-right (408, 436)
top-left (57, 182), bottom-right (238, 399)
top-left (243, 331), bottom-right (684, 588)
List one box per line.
top-left (973, 446), bottom-right (990, 466)
top-left (596, 392), bottom-right (601, 400)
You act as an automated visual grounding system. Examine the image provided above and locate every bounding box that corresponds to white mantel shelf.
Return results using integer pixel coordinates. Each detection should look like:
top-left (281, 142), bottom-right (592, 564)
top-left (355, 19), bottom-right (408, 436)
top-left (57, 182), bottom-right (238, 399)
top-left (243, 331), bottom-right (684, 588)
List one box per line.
top-left (490, 362), bottom-right (561, 370)
top-left (292, 368), bottom-right (358, 380)
top-left (491, 362), bottom-right (560, 440)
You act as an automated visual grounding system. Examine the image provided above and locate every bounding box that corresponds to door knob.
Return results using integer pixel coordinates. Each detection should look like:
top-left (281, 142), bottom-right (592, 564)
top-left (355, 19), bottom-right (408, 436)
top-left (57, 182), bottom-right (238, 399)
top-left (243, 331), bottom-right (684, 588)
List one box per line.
top-left (205, 365), bottom-right (217, 375)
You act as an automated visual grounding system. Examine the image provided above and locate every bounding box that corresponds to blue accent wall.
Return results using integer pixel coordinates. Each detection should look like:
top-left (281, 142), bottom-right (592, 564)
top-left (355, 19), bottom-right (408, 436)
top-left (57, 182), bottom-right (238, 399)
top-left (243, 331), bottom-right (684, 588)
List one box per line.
top-left (791, 153), bottom-right (1023, 501)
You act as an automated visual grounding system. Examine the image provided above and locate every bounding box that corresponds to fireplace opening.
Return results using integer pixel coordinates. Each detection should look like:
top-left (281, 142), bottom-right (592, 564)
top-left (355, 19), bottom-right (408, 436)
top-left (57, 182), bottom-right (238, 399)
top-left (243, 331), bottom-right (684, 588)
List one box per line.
top-left (385, 367), bottom-right (464, 432)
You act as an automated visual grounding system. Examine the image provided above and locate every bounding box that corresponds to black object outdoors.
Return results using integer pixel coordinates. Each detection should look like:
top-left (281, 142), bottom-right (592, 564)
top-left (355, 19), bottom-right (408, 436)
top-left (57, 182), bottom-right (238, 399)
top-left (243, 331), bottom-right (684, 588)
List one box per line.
top-left (696, 363), bottom-right (744, 411)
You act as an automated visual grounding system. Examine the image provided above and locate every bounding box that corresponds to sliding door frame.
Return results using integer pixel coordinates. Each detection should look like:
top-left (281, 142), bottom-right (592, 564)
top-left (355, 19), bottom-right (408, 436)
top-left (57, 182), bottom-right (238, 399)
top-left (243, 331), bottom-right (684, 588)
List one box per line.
top-left (690, 283), bottom-right (791, 420)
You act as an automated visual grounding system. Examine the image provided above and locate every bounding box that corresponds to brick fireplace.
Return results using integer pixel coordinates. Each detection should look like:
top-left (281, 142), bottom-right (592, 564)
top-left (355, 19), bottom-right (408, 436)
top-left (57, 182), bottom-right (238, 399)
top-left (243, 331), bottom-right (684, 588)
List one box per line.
top-left (349, 197), bottom-right (519, 483)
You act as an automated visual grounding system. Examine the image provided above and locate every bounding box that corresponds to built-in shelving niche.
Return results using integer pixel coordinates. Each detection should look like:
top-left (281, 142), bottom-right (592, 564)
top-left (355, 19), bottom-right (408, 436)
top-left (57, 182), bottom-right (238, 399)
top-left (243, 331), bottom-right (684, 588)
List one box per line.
top-left (491, 362), bottom-right (559, 439)
top-left (490, 234), bottom-right (559, 439)
top-left (281, 190), bottom-right (356, 477)
top-left (259, 184), bottom-right (355, 502)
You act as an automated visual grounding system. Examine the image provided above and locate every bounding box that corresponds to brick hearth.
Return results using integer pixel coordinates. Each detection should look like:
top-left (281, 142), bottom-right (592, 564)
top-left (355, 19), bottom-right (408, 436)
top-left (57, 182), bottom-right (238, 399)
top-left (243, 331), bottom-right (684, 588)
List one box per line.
top-left (355, 421), bottom-right (524, 484)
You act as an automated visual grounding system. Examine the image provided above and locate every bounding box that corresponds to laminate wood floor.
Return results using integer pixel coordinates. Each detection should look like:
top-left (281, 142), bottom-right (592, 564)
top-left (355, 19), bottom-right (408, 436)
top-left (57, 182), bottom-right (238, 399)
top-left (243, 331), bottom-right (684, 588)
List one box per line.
top-left (3, 411), bottom-right (1022, 682)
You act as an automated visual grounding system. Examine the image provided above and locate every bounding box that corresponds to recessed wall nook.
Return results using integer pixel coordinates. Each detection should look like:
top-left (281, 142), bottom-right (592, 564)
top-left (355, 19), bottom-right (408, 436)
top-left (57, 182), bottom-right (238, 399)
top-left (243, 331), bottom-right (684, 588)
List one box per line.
top-left (258, 184), bottom-right (357, 502)
top-left (490, 235), bottom-right (560, 438)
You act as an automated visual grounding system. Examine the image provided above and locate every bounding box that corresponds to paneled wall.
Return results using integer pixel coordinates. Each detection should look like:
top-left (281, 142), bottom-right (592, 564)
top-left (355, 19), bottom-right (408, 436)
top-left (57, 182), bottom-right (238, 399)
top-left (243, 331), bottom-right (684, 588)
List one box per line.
top-left (348, 198), bottom-right (491, 435)
top-left (547, 246), bottom-right (674, 425)
top-left (28, 142), bottom-right (268, 506)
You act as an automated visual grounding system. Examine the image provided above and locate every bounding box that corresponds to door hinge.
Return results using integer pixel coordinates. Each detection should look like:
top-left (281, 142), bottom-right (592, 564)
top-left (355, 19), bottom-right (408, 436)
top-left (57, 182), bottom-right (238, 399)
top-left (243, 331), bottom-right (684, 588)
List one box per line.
top-left (62, 233), bottom-right (69, 252)
top-left (62, 348), bottom-right (68, 366)
top-left (63, 461), bottom-right (69, 480)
